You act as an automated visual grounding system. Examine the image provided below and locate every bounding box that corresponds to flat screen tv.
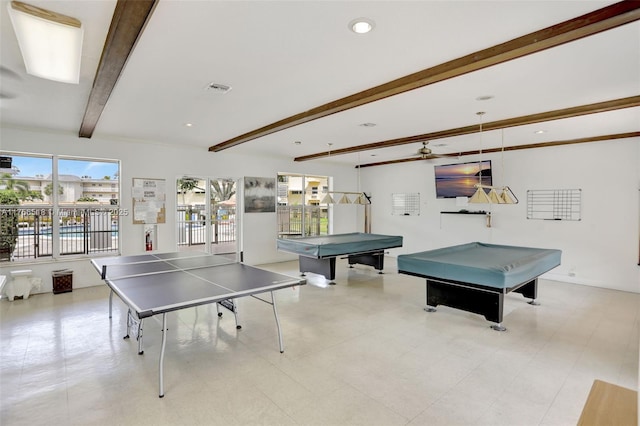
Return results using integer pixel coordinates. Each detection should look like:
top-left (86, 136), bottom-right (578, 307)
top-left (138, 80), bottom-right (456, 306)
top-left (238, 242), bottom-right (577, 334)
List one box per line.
top-left (434, 160), bottom-right (492, 198)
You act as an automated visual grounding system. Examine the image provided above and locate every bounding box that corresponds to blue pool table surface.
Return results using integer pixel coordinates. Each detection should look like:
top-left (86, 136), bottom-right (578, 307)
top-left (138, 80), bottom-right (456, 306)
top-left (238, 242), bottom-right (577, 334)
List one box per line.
top-left (276, 232), bottom-right (403, 258)
top-left (397, 242), bottom-right (562, 289)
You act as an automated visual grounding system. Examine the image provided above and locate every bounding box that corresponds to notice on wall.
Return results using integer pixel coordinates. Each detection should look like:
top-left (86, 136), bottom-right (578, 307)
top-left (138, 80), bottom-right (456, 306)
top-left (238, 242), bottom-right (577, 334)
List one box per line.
top-left (132, 178), bottom-right (166, 224)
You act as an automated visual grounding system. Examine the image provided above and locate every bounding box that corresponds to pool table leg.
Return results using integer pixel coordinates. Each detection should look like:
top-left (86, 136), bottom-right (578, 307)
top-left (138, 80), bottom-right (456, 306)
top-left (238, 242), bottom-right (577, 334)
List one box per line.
top-left (347, 251), bottom-right (385, 273)
top-left (491, 323), bottom-right (507, 332)
top-left (513, 279), bottom-right (540, 305)
top-left (298, 255), bottom-right (337, 282)
top-left (425, 279), bottom-right (507, 331)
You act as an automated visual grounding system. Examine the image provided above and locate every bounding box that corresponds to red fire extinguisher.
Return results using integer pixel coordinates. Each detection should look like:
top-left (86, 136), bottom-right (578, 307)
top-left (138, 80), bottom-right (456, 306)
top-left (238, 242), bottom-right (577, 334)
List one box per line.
top-left (145, 231), bottom-right (152, 251)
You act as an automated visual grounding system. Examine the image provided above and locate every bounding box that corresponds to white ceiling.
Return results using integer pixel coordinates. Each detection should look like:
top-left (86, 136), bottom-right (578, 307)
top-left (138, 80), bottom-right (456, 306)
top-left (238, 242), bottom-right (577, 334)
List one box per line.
top-left (1, 1), bottom-right (638, 167)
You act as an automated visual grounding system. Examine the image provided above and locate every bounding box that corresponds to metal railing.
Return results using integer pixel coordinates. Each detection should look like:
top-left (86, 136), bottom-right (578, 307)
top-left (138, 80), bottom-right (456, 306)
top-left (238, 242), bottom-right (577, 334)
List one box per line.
top-left (177, 206), bottom-right (236, 247)
top-left (277, 205), bottom-right (327, 238)
top-left (1, 206), bottom-right (120, 262)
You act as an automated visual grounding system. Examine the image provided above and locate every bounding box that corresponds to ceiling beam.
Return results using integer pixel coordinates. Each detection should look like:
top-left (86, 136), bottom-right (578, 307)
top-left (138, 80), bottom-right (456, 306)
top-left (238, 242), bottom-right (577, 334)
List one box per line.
top-left (78, 0), bottom-right (158, 138)
top-left (208, 1), bottom-right (640, 152)
top-left (356, 132), bottom-right (640, 168)
top-left (294, 95), bottom-right (640, 161)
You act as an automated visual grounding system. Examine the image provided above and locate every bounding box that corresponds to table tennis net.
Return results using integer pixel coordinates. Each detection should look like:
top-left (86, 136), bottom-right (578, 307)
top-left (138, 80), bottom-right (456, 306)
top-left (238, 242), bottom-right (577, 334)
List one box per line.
top-left (97, 254), bottom-right (238, 280)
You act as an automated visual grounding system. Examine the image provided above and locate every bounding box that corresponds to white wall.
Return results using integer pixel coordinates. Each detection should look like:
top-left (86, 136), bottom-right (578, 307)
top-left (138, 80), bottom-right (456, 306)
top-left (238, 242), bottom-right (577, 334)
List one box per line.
top-left (0, 127), bottom-right (360, 291)
top-left (3, 127), bottom-right (638, 294)
top-left (360, 138), bottom-right (640, 293)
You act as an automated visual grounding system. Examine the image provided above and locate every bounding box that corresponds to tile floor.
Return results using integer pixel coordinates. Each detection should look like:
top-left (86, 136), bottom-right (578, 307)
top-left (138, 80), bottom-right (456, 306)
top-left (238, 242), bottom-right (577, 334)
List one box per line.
top-left (1, 258), bottom-right (638, 425)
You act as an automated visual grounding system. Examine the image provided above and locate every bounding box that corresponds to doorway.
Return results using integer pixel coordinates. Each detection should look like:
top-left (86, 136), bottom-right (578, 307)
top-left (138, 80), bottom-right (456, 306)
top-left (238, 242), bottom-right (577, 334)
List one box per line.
top-left (176, 177), bottom-right (238, 256)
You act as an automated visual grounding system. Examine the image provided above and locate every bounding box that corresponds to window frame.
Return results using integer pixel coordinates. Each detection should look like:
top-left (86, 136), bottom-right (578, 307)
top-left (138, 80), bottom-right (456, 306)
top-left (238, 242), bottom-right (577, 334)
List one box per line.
top-left (0, 151), bottom-right (122, 262)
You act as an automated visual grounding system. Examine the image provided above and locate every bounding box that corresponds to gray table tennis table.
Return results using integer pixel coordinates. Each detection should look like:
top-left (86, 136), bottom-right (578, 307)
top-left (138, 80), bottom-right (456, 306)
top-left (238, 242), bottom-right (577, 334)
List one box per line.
top-left (91, 251), bottom-right (305, 398)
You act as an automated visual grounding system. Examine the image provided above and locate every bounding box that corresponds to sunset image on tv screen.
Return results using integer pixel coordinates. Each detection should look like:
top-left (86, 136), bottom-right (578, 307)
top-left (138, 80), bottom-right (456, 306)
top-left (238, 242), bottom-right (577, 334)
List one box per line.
top-left (434, 160), bottom-right (492, 198)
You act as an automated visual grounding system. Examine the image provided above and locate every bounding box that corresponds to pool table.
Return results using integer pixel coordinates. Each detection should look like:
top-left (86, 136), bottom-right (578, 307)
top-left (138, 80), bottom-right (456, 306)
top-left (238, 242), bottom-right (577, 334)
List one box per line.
top-left (397, 242), bottom-right (561, 330)
top-left (277, 232), bottom-right (403, 282)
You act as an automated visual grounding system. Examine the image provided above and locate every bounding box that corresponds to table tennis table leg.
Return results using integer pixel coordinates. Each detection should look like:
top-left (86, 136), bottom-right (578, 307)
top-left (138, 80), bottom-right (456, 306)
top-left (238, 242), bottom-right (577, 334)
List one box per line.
top-left (137, 319), bottom-right (144, 355)
top-left (159, 313), bottom-right (167, 398)
top-left (231, 300), bottom-right (240, 330)
top-left (216, 299), bottom-right (242, 329)
top-left (109, 290), bottom-right (113, 318)
top-left (123, 309), bottom-right (145, 354)
top-left (270, 291), bottom-right (284, 353)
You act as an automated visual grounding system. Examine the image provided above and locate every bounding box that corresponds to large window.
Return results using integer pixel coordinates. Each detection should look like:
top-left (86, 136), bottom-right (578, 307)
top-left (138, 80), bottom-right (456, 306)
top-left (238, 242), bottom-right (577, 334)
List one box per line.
top-left (277, 173), bottom-right (330, 237)
top-left (0, 153), bottom-right (121, 262)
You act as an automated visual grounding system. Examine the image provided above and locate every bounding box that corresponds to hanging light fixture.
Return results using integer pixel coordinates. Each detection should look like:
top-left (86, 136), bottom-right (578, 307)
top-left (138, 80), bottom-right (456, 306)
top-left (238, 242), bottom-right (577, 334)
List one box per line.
top-left (468, 113), bottom-right (518, 205)
top-left (321, 193), bottom-right (334, 204)
top-left (469, 112), bottom-right (492, 204)
top-left (321, 191), bottom-right (370, 205)
top-left (500, 186), bottom-right (518, 204)
top-left (498, 129), bottom-right (518, 204)
top-left (354, 193), bottom-right (367, 204)
top-left (338, 194), bottom-right (352, 204)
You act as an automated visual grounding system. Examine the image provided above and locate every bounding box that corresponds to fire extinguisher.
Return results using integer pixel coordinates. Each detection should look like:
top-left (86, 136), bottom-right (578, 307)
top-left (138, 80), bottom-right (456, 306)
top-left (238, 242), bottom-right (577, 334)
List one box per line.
top-left (145, 231), bottom-right (152, 251)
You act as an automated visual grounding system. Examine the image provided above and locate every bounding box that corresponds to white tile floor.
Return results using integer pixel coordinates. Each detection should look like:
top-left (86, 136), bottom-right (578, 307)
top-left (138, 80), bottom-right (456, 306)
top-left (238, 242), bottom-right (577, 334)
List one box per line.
top-left (1, 258), bottom-right (638, 425)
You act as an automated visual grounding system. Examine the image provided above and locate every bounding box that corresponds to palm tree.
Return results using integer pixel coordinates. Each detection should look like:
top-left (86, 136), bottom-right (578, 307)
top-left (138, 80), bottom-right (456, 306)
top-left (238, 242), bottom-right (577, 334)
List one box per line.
top-left (0, 172), bottom-right (30, 200)
top-left (211, 179), bottom-right (235, 202)
top-left (177, 178), bottom-right (201, 206)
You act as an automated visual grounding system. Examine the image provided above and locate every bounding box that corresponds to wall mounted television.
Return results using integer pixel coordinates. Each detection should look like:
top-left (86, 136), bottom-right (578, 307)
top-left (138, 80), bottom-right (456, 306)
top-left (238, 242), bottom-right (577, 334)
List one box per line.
top-left (434, 160), bottom-right (492, 198)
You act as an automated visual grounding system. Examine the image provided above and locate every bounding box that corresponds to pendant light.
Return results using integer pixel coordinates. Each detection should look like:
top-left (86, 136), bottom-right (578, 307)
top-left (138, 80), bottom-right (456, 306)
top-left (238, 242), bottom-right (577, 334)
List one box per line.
top-left (468, 113), bottom-right (519, 205)
top-left (468, 112), bottom-right (492, 204)
top-left (498, 129), bottom-right (518, 204)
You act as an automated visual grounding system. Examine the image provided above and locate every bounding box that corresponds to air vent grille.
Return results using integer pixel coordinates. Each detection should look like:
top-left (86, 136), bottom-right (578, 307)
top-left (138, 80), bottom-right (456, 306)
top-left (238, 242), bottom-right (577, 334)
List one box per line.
top-left (206, 82), bottom-right (232, 94)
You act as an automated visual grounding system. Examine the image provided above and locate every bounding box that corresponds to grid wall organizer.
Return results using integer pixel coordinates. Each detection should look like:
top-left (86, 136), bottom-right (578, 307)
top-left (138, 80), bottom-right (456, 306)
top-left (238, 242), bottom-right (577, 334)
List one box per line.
top-left (526, 189), bottom-right (582, 221)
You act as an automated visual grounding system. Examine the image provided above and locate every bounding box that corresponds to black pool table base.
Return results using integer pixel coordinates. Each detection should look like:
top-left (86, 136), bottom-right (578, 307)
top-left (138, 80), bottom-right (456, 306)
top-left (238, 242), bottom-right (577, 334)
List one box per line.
top-left (420, 276), bottom-right (539, 331)
top-left (298, 250), bottom-right (386, 284)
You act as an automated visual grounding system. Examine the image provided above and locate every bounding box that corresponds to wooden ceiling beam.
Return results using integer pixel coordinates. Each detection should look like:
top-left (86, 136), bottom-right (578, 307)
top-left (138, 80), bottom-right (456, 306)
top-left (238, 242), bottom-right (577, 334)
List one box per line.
top-left (208, 1), bottom-right (640, 152)
top-left (294, 96), bottom-right (640, 161)
top-left (78, 0), bottom-right (158, 138)
top-left (356, 132), bottom-right (640, 168)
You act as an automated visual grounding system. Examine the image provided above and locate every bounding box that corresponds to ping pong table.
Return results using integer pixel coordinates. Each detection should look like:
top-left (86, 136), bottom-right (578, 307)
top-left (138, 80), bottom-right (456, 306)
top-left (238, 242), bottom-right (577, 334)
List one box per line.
top-left (91, 251), bottom-right (305, 398)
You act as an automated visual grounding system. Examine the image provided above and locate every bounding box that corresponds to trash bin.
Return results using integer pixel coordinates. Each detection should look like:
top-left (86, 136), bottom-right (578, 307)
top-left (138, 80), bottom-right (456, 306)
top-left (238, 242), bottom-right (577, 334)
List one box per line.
top-left (52, 269), bottom-right (73, 294)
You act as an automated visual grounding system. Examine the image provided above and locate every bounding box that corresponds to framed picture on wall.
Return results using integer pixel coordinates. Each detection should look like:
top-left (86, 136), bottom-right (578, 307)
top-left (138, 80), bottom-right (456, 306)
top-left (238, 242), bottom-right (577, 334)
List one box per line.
top-left (244, 177), bottom-right (276, 213)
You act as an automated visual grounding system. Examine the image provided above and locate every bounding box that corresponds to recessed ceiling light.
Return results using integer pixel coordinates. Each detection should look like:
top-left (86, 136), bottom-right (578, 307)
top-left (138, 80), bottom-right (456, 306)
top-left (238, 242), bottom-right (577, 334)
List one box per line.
top-left (476, 95), bottom-right (494, 101)
top-left (184, 123), bottom-right (193, 127)
top-left (349, 18), bottom-right (375, 34)
top-left (359, 122), bottom-right (376, 127)
top-left (534, 130), bottom-right (547, 134)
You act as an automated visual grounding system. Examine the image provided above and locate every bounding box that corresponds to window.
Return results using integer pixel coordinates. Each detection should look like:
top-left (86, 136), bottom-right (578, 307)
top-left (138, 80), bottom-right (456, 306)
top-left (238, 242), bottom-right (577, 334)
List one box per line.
top-left (0, 153), bottom-right (121, 262)
top-left (277, 173), bottom-right (330, 237)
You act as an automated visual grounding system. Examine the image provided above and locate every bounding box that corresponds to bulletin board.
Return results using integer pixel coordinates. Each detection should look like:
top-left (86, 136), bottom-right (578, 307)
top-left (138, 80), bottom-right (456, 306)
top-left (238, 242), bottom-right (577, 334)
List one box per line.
top-left (132, 178), bottom-right (166, 224)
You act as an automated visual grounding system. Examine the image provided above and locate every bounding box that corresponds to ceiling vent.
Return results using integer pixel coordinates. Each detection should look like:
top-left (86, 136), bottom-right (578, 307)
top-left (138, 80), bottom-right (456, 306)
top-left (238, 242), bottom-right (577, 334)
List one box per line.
top-left (206, 82), bottom-right (232, 94)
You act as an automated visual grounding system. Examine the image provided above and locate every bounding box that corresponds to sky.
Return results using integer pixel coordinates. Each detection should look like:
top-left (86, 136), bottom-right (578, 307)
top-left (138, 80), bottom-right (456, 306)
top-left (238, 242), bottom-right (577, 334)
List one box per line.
top-left (7, 155), bottom-right (118, 179)
top-left (434, 160), bottom-right (491, 178)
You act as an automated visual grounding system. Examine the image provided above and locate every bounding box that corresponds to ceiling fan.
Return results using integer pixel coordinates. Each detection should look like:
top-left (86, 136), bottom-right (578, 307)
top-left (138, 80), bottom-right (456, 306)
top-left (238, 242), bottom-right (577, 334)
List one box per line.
top-left (413, 141), bottom-right (444, 160)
